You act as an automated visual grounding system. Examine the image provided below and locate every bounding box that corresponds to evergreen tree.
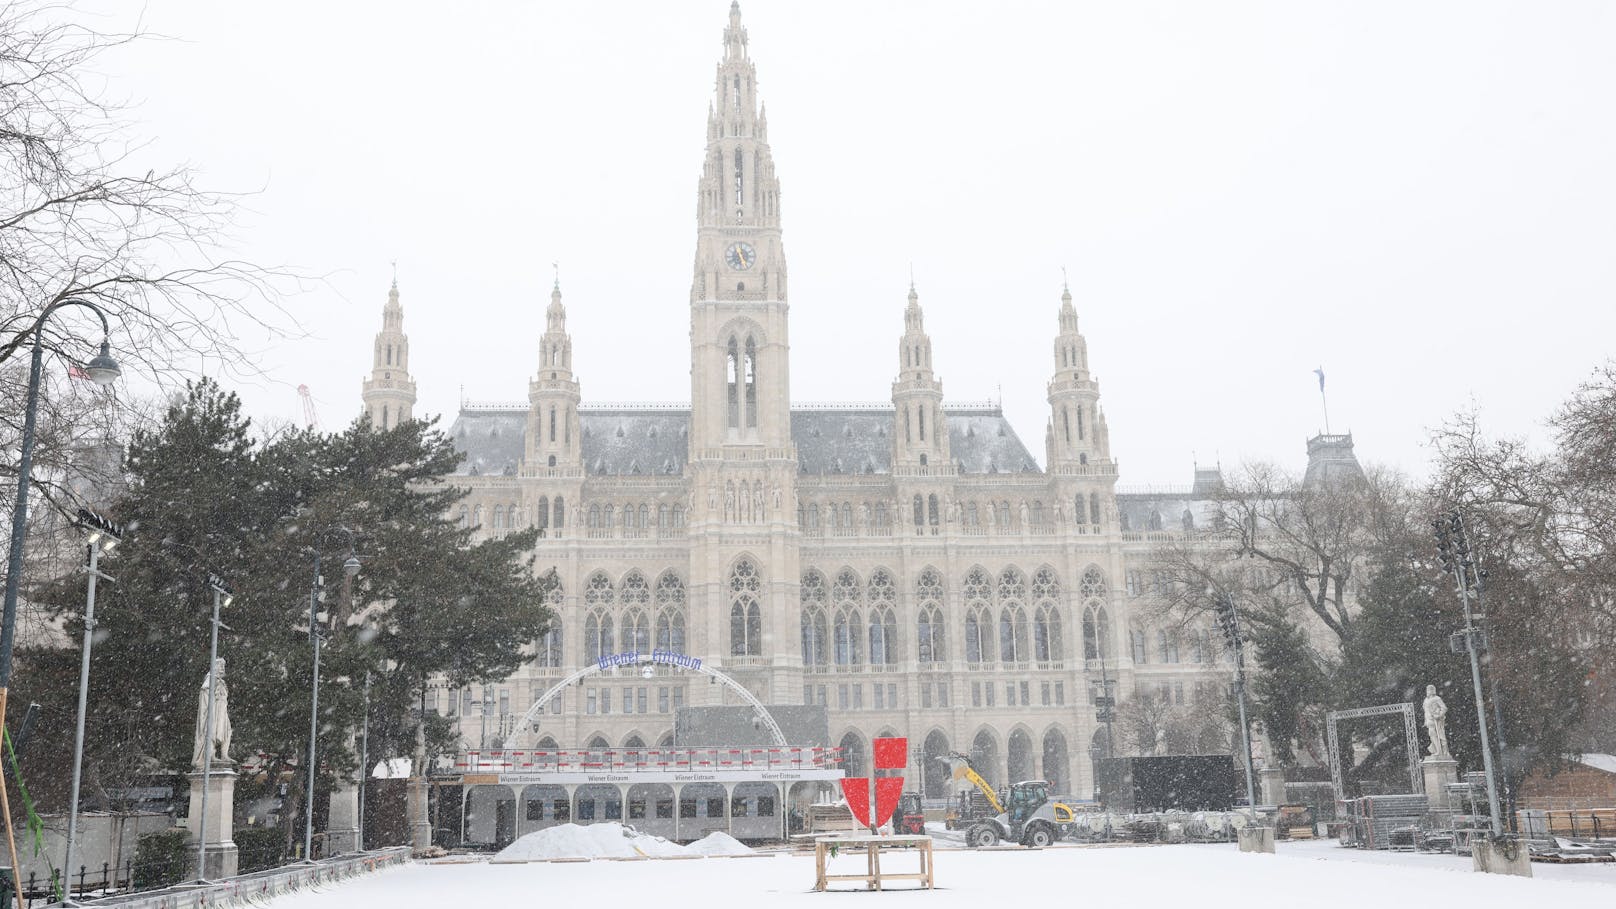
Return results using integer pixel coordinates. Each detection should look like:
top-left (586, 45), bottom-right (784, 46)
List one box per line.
top-left (13, 380), bottom-right (554, 846)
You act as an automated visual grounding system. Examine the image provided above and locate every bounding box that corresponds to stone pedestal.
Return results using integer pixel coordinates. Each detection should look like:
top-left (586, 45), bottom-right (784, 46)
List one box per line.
top-left (326, 783), bottom-right (362, 855)
top-left (1473, 836), bottom-right (1533, 877)
top-left (184, 768), bottom-right (239, 878)
top-left (1421, 757), bottom-right (1460, 807)
top-left (1237, 826), bottom-right (1276, 853)
top-left (407, 777), bottom-right (432, 853)
top-left (1258, 767), bottom-right (1286, 807)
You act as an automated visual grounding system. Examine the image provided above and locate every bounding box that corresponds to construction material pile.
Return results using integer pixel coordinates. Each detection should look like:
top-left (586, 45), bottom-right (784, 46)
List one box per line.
top-left (493, 823), bottom-right (754, 861)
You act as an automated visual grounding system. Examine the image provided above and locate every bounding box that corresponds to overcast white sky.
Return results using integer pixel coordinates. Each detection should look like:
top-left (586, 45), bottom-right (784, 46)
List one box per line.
top-left (86, 0), bottom-right (1616, 485)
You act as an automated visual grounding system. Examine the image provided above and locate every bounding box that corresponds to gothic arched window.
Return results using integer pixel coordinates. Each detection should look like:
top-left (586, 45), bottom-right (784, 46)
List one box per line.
top-left (999, 604), bottom-right (1029, 664)
top-left (744, 337), bottom-right (757, 429)
top-left (655, 572), bottom-right (687, 652)
top-left (1089, 492), bottom-right (1101, 525)
top-left (832, 569), bottom-right (863, 667)
top-left (537, 496), bottom-right (550, 531)
top-left (623, 607), bottom-right (650, 654)
top-left (734, 146), bottom-right (743, 206)
top-left (537, 625), bottom-right (563, 667)
top-left (554, 496), bottom-right (565, 528)
top-left (916, 567), bottom-right (946, 663)
top-left (729, 559), bottom-right (762, 656)
top-left (868, 569), bottom-right (897, 666)
top-left (964, 605), bottom-right (991, 665)
top-left (585, 611), bottom-right (614, 661)
top-left (726, 337), bottom-right (740, 429)
top-left (1034, 604), bottom-right (1063, 663)
top-left (800, 570), bottom-right (829, 668)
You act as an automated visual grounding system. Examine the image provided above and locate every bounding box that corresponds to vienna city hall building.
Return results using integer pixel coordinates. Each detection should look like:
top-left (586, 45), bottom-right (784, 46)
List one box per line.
top-left (359, 4), bottom-right (1247, 804)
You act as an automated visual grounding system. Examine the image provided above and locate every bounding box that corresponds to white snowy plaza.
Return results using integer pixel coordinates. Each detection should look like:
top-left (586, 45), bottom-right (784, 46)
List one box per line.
top-left (268, 842), bottom-right (1609, 909)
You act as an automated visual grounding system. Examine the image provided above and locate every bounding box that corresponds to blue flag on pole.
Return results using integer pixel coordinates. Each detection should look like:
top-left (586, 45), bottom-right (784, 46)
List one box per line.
top-left (1314, 367), bottom-right (1325, 393)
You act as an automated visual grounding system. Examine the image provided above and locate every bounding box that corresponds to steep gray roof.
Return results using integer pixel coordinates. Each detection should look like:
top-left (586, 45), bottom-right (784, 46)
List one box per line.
top-left (446, 405), bottom-right (1039, 477)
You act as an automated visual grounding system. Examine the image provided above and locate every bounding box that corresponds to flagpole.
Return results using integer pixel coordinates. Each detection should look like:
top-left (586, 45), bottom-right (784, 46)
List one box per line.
top-left (1314, 367), bottom-right (1331, 434)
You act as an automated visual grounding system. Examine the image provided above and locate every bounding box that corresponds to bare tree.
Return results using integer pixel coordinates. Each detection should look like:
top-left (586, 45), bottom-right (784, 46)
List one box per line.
top-left (1144, 461), bottom-right (1416, 647)
top-left (0, 3), bottom-right (309, 648)
top-left (1116, 689), bottom-right (1232, 757)
top-left (0, 3), bottom-right (301, 523)
top-left (1432, 366), bottom-right (1616, 751)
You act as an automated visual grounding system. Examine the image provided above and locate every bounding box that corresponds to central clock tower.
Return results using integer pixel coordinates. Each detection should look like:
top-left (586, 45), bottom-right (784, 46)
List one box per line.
top-left (689, 1), bottom-right (789, 453)
top-left (686, 3), bottom-right (799, 705)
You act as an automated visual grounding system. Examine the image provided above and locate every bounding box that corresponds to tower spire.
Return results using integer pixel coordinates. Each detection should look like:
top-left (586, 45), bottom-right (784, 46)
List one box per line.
top-left (1046, 283), bottom-right (1109, 466)
top-left (362, 274), bottom-right (416, 429)
top-left (688, 1), bottom-right (792, 455)
top-left (528, 280), bottom-right (581, 470)
top-left (892, 283), bottom-right (949, 471)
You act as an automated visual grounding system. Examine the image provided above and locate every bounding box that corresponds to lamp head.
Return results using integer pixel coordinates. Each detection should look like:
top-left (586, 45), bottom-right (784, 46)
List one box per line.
top-left (343, 555), bottom-right (361, 578)
top-left (83, 340), bottom-right (121, 387)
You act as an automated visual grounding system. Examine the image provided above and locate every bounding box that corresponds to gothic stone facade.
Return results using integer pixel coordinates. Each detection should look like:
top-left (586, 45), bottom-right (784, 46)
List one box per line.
top-left (361, 3), bottom-right (1233, 801)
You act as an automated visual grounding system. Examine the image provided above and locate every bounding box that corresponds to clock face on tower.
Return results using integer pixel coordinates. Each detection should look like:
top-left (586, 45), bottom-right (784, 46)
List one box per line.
top-left (725, 241), bottom-right (757, 271)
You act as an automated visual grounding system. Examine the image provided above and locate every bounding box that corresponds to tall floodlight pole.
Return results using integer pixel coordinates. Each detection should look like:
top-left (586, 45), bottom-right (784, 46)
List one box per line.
top-left (0, 300), bottom-right (121, 909)
top-left (306, 528), bottom-right (359, 862)
top-left (63, 510), bottom-right (121, 905)
top-left (1434, 511), bottom-right (1504, 836)
top-left (1215, 594), bottom-right (1258, 811)
top-left (358, 670), bottom-right (370, 852)
top-left (194, 573), bottom-right (233, 881)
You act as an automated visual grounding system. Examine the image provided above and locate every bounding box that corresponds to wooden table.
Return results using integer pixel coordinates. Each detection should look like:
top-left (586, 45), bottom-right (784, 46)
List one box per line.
top-left (813, 835), bottom-right (934, 892)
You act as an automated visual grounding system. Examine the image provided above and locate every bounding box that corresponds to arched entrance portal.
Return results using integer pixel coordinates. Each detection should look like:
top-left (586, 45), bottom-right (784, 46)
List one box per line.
top-left (1007, 728), bottom-right (1034, 784)
top-left (509, 651), bottom-right (787, 748)
top-left (838, 730), bottom-right (869, 780)
top-left (1042, 728), bottom-right (1070, 794)
top-left (970, 729), bottom-right (1000, 789)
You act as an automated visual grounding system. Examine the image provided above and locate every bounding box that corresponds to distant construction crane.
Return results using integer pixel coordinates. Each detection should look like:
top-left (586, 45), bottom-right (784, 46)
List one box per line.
top-left (297, 384), bottom-right (321, 430)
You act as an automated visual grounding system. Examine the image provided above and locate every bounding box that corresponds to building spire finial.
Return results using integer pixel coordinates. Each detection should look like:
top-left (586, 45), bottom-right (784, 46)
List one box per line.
top-left (552, 261), bottom-right (560, 292)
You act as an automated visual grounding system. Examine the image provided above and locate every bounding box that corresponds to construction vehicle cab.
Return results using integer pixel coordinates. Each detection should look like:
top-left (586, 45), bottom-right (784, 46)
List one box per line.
top-left (894, 792), bottom-right (926, 835)
top-left (963, 780), bottom-right (1075, 848)
top-left (938, 752), bottom-right (1074, 846)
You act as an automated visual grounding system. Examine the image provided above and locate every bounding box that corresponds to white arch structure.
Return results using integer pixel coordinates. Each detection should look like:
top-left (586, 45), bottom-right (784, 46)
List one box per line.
top-left (509, 651), bottom-right (787, 749)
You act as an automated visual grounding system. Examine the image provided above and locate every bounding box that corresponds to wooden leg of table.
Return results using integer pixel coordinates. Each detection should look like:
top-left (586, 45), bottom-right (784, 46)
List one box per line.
top-left (871, 843), bottom-right (881, 892)
top-left (815, 843), bottom-right (825, 892)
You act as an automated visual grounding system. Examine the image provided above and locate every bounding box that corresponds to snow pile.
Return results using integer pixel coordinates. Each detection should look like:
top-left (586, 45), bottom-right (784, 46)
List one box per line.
top-left (687, 831), bottom-right (752, 856)
top-left (493, 823), bottom-right (752, 861)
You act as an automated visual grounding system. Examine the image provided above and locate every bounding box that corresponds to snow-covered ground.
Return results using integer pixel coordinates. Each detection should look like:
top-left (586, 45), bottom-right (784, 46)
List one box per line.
top-left (262, 838), bottom-right (1611, 909)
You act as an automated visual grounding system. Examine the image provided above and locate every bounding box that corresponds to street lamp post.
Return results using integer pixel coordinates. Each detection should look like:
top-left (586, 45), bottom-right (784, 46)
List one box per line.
top-left (62, 510), bottom-right (121, 906)
top-left (1434, 510), bottom-right (1504, 836)
top-left (1214, 594), bottom-right (1259, 812)
top-left (194, 573), bottom-right (232, 881)
top-left (0, 299), bottom-right (120, 906)
top-left (305, 529), bottom-right (359, 862)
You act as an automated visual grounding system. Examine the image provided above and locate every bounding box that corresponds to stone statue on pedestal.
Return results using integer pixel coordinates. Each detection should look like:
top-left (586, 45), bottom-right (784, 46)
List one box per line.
top-left (192, 658), bottom-right (233, 769)
top-left (1423, 684), bottom-right (1449, 758)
